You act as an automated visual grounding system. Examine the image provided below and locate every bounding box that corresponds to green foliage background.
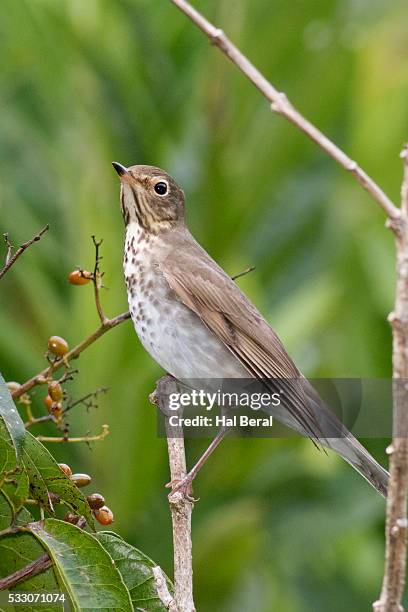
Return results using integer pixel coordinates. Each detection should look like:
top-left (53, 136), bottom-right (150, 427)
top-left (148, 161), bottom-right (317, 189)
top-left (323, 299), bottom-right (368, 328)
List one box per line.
top-left (0, 0), bottom-right (407, 610)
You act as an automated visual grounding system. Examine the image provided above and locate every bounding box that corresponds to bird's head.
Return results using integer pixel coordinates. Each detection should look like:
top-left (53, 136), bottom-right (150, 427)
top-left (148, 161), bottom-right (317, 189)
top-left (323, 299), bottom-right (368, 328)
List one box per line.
top-left (112, 162), bottom-right (185, 233)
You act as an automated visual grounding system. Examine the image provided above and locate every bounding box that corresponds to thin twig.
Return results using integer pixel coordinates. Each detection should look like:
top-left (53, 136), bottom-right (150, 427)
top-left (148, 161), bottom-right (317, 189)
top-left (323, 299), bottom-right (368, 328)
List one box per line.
top-left (231, 266), bottom-right (255, 281)
top-left (3, 233), bottom-right (13, 265)
top-left (0, 554), bottom-right (52, 592)
top-left (12, 312), bottom-right (130, 400)
top-left (169, 0), bottom-right (399, 222)
top-left (152, 566), bottom-right (178, 612)
top-left (151, 376), bottom-right (196, 612)
top-left (374, 145), bottom-right (408, 612)
top-left (0, 225), bottom-right (49, 280)
top-left (92, 236), bottom-right (108, 324)
top-left (36, 423), bottom-right (109, 443)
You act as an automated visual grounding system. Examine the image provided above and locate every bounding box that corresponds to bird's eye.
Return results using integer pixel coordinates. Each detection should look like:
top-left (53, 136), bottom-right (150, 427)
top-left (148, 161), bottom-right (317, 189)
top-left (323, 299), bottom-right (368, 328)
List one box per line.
top-left (154, 181), bottom-right (168, 196)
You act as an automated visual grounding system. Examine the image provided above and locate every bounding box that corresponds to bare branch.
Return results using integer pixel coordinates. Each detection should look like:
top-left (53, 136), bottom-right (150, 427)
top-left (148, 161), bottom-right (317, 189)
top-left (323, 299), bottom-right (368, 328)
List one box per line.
top-left (92, 236), bottom-right (108, 325)
top-left (12, 311), bottom-right (130, 400)
top-left (374, 146), bottom-right (408, 612)
top-left (0, 225), bottom-right (49, 280)
top-left (36, 423), bottom-right (109, 444)
top-left (152, 566), bottom-right (178, 612)
top-left (151, 376), bottom-right (196, 612)
top-left (0, 554), bottom-right (51, 591)
top-left (169, 0), bottom-right (399, 222)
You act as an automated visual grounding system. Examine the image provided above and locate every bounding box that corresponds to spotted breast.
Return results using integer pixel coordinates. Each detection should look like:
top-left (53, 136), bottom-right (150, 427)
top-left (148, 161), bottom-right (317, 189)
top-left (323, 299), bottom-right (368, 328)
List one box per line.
top-left (123, 222), bottom-right (248, 380)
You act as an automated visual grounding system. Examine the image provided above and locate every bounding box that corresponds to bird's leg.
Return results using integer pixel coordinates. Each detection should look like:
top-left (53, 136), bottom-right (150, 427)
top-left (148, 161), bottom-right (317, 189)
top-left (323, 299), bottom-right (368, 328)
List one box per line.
top-left (166, 426), bottom-right (231, 498)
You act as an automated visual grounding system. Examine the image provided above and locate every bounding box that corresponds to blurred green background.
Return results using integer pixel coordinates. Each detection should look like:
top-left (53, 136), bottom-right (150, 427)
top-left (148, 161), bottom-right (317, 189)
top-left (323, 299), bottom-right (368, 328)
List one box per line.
top-left (0, 0), bottom-right (407, 610)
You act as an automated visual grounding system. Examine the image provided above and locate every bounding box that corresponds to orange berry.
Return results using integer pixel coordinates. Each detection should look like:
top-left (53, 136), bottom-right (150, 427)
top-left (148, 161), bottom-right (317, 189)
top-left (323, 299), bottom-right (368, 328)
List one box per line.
top-left (94, 505), bottom-right (114, 525)
top-left (43, 395), bottom-right (54, 412)
top-left (71, 473), bottom-right (92, 488)
top-left (48, 381), bottom-right (63, 401)
top-left (87, 493), bottom-right (105, 510)
top-left (48, 336), bottom-right (69, 357)
top-left (68, 270), bottom-right (92, 286)
top-left (58, 463), bottom-right (72, 477)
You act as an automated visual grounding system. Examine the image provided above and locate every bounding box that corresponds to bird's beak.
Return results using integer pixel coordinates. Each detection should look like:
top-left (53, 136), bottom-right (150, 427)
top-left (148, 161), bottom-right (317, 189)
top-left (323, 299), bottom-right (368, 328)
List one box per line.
top-left (112, 161), bottom-right (129, 177)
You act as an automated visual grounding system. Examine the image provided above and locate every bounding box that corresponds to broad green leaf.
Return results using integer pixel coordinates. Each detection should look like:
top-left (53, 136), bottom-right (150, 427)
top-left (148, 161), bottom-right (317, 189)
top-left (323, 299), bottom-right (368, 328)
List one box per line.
top-left (2, 466), bottom-right (29, 512)
top-left (0, 508), bottom-right (62, 612)
top-left (23, 432), bottom-right (94, 526)
top-left (96, 531), bottom-right (173, 612)
top-left (29, 519), bottom-right (133, 612)
top-left (0, 374), bottom-right (25, 460)
top-left (0, 417), bottom-right (16, 481)
top-left (0, 489), bottom-right (13, 529)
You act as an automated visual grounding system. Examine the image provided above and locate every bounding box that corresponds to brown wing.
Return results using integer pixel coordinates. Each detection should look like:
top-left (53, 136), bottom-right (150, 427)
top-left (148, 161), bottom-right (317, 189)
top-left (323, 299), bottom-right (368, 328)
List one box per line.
top-left (161, 244), bottom-right (324, 439)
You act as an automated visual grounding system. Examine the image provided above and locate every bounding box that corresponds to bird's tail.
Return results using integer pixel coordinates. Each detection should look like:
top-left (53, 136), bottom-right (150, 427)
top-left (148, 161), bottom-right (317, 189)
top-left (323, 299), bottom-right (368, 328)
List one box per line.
top-left (324, 435), bottom-right (388, 497)
top-left (302, 380), bottom-right (389, 497)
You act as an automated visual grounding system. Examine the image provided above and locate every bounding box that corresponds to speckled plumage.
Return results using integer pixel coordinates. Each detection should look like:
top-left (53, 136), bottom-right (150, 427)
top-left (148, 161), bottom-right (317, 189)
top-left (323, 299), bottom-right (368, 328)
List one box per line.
top-left (114, 161), bottom-right (389, 497)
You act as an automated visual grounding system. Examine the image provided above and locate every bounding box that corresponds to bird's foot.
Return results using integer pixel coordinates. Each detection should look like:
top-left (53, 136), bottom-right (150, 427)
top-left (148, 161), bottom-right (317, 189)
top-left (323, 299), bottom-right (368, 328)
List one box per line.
top-left (165, 475), bottom-right (198, 503)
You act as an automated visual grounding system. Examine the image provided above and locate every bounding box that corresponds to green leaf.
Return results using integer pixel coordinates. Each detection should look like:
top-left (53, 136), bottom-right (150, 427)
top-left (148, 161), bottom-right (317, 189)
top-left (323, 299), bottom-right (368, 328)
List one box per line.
top-left (0, 513), bottom-right (62, 612)
top-left (29, 519), bottom-right (133, 612)
top-left (0, 417), bottom-right (17, 481)
top-left (0, 374), bottom-right (25, 460)
top-left (96, 531), bottom-right (173, 612)
top-left (2, 466), bottom-right (29, 512)
top-left (0, 490), bottom-right (33, 529)
top-left (22, 432), bottom-right (94, 526)
top-left (0, 489), bottom-right (13, 529)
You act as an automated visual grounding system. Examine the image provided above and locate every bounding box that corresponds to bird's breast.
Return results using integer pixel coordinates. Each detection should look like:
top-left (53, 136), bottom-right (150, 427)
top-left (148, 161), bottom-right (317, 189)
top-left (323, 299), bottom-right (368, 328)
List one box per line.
top-left (123, 226), bottom-right (247, 379)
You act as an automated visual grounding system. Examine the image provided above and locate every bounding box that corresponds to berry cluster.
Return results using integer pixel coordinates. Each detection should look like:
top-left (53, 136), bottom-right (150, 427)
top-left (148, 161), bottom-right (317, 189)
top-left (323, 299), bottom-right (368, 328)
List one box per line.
top-left (58, 463), bottom-right (114, 526)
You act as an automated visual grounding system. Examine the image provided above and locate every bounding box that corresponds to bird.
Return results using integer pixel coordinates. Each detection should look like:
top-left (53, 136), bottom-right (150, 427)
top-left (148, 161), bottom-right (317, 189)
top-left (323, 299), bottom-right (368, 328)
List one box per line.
top-left (112, 161), bottom-right (389, 498)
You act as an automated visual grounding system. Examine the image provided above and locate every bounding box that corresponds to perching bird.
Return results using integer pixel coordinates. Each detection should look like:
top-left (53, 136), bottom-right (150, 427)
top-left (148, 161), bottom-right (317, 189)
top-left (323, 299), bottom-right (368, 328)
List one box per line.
top-left (113, 161), bottom-right (388, 497)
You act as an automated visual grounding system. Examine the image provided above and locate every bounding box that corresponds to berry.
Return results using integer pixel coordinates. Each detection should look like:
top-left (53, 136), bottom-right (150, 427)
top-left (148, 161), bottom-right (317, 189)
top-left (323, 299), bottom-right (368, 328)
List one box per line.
top-left (43, 395), bottom-right (54, 412)
top-left (48, 336), bottom-right (69, 357)
top-left (68, 270), bottom-right (92, 286)
top-left (87, 493), bottom-right (105, 510)
top-left (64, 512), bottom-right (80, 525)
top-left (58, 463), bottom-right (72, 477)
top-left (71, 473), bottom-right (92, 488)
top-left (94, 505), bottom-right (114, 525)
top-left (48, 381), bottom-right (63, 401)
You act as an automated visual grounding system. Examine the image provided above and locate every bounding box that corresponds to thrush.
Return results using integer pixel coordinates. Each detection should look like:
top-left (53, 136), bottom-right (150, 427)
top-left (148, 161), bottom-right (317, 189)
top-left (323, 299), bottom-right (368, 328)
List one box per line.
top-left (112, 161), bottom-right (389, 497)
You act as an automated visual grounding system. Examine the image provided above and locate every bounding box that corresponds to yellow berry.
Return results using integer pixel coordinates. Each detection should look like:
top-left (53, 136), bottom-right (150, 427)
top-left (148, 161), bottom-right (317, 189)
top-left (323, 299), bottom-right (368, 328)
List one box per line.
top-left (48, 336), bottom-right (69, 357)
top-left (48, 381), bottom-right (63, 401)
top-left (71, 473), bottom-right (92, 488)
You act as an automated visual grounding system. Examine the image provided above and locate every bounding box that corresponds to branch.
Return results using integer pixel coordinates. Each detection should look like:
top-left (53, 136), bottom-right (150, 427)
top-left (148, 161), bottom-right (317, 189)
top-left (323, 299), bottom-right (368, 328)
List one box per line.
top-left (12, 312), bottom-right (130, 400)
top-left (92, 236), bottom-right (108, 325)
top-left (152, 566), bottom-right (178, 612)
top-left (169, 0), bottom-right (399, 222)
top-left (0, 225), bottom-right (49, 280)
top-left (0, 554), bottom-right (51, 591)
top-left (374, 145), bottom-right (408, 612)
top-left (150, 376), bottom-right (196, 612)
top-left (36, 423), bottom-right (109, 444)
